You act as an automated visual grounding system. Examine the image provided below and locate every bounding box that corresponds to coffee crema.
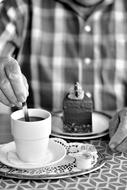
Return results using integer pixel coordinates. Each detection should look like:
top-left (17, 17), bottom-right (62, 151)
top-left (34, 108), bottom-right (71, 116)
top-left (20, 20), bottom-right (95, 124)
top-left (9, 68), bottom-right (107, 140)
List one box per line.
top-left (19, 116), bottom-right (45, 122)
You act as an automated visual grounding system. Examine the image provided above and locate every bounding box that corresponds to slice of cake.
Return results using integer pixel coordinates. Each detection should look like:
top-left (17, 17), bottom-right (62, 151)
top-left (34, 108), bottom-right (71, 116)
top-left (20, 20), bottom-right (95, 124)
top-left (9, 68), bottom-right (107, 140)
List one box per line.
top-left (63, 82), bottom-right (93, 133)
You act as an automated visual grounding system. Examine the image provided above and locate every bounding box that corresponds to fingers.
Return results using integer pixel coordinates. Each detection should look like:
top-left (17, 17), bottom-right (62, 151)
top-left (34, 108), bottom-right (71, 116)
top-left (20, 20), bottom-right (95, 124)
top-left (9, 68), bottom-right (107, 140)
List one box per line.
top-left (22, 74), bottom-right (29, 92)
top-left (109, 112), bottom-right (120, 138)
top-left (114, 137), bottom-right (127, 152)
top-left (0, 89), bottom-right (14, 107)
top-left (5, 62), bottom-right (28, 102)
top-left (0, 57), bottom-right (29, 107)
top-left (0, 64), bottom-right (21, 107)
top-left (109, 111), bottom-right (127, 151)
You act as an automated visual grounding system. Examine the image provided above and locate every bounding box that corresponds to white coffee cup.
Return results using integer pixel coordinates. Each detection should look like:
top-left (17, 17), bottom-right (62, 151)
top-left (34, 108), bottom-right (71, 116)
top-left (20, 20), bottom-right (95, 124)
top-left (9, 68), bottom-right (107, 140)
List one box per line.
top-left (11, 108), bottom-right (51, 163)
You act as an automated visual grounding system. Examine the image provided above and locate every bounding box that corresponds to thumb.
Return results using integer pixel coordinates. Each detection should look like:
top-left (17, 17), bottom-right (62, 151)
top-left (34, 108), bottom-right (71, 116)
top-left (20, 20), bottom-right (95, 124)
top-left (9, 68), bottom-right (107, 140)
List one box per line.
top-left (109, 115), bottom-right (127, 150)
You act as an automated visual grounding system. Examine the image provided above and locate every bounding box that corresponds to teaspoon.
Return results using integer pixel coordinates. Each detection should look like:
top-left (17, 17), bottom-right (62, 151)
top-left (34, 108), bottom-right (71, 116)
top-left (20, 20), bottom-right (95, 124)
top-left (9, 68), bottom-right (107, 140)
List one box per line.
top-left (22, 102), bottom-right (30, 122)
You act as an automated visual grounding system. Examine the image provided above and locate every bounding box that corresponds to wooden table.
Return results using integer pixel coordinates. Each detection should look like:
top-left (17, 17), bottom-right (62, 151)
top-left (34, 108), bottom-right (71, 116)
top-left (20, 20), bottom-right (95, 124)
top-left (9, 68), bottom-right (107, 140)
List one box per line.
top-left (0, 114), bottom-right (127, 190)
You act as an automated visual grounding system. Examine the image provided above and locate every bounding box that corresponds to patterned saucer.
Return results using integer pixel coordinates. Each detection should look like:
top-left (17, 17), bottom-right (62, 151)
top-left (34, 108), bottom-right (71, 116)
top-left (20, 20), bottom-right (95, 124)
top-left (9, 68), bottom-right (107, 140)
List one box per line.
top-left (0, 138), bottom-right (67, 169)
top-left (0, 139), bottom-right (105, 180)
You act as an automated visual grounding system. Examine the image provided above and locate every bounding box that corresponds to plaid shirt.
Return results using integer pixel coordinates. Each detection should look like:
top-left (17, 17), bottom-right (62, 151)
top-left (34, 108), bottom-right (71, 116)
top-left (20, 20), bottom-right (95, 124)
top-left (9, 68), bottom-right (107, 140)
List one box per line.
top-left (0, 0), bottom-right (127, 112)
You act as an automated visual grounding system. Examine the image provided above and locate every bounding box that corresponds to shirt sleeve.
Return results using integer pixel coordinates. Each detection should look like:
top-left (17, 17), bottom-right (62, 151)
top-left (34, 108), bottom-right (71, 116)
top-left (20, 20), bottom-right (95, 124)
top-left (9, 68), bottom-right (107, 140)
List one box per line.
top-left (0, 0), bottom-right (26, 57)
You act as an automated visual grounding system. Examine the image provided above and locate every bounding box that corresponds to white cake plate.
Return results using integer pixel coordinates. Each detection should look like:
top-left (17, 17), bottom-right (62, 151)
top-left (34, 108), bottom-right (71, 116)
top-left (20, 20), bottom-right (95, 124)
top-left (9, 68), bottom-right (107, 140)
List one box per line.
top-left (51, 111), bottom-right (111, 140)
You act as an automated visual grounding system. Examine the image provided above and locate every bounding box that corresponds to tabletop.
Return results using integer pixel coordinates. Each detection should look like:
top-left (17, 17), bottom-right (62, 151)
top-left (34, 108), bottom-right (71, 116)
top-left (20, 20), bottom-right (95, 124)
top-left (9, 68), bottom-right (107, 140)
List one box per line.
top-left (0, 113), bottom-right (127, 190)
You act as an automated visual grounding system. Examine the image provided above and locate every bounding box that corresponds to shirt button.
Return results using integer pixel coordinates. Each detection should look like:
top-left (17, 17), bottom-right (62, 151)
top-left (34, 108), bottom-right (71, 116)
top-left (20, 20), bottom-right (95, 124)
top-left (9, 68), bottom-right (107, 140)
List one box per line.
top-left (84, 58), bottom-right (91, 65)
top-left (84, 25), bottom-right (91, 32)
top-left (86, 92), bottom-right (92, 98)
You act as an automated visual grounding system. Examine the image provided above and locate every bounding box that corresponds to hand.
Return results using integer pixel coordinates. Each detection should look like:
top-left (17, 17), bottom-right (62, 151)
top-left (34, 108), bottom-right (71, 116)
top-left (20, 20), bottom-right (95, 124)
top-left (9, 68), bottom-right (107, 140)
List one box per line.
top-left (0, 56), bottom-right (29, 107)
top-left (109, 108), bottom-right (127, 152)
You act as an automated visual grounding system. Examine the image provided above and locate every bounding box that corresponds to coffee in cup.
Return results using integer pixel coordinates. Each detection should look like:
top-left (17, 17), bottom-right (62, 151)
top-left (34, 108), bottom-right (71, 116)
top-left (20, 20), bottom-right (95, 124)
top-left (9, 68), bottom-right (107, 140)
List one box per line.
top-left (19, 116), bottom-right (45, 122)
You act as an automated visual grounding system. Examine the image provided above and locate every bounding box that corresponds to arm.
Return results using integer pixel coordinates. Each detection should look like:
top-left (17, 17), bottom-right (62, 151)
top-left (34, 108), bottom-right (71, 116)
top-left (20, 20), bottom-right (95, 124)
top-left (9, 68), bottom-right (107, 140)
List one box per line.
top-left (0, 0), bottom-right (29, 56)
top-left (109, 108), bottom-right (127, 152)
top-left (0, 0), bottom-right (29, 107)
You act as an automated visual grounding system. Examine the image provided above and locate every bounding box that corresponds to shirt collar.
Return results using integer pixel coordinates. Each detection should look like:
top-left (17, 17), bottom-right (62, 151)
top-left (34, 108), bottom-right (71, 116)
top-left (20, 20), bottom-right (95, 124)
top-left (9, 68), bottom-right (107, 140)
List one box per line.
top-left (56, 0), bottom-right (114, 19)
top-left (104, 0), bottom-right (114, 5)
top-left (56, 0), bottom-right (114, 6)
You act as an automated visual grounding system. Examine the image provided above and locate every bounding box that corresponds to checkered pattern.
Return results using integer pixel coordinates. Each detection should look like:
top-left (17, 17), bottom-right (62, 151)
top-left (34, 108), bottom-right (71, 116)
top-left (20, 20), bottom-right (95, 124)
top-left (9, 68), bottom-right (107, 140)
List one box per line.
top-left (0, 0), bottom-right (127, 112)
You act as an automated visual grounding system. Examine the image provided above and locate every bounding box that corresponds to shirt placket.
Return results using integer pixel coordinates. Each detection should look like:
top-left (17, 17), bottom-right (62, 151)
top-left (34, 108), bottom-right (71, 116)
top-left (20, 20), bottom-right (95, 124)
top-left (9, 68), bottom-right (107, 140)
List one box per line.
top-left (79, 19), bottom-right (94, 102)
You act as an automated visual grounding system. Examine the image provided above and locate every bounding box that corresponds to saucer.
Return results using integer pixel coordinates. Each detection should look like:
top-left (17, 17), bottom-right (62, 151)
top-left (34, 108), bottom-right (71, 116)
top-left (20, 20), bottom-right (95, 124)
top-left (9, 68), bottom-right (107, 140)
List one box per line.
top-left (0, 139), bottom-right (105, 179)
top-left (51, 111), bottom-right (111, 140)
top-left (0, 138), bottom-right (67, 169)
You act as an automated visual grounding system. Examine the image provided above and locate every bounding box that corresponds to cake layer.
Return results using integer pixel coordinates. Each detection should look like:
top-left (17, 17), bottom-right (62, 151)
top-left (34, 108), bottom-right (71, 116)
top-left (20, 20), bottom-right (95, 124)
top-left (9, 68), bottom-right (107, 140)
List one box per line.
top-left (63, 94), bottom-right (93, 133)
top-left (63, 110), bottom-right (92, 125)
